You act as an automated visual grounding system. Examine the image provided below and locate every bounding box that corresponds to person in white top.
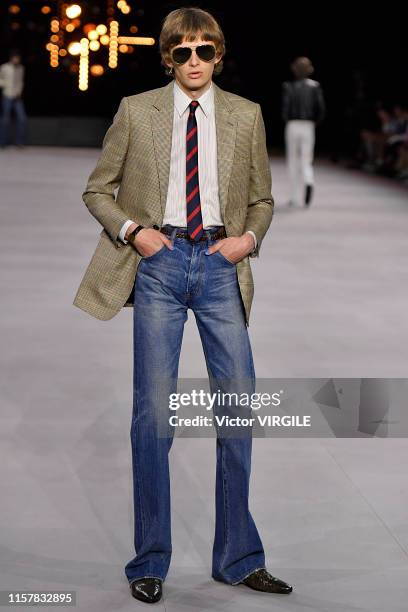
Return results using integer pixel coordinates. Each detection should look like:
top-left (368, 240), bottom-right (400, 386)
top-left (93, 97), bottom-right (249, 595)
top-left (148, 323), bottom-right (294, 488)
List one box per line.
top-left (0, 50), bottom-right (27, 148)
top-left (282, 57), bottom-right (325, 207)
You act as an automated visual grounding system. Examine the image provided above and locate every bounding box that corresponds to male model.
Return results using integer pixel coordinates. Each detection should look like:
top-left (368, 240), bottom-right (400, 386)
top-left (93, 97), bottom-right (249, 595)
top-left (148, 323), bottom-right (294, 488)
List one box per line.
top-left (0, 50), bottom-right (27, 148)
top-left (74, 7), bottom-right (293, 604)
top-left (282, 56), bottom-right (326, 207)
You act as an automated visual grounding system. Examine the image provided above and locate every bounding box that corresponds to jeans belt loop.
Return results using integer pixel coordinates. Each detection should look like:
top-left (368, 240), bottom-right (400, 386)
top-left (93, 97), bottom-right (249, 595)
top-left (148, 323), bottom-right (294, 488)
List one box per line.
top-left (170, 227), bottom-right (178, 246)
top-left (204, 229), bottom-right (213, 255)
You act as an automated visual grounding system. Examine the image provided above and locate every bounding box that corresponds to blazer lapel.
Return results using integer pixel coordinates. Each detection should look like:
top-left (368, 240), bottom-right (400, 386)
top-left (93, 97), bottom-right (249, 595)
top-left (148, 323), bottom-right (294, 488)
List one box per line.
top-left (151, 81), bottom-right (174, 219)
top-left (150, 79), bottom-right (237, 221)
top-left (213, 82), bottom-right (237, 219)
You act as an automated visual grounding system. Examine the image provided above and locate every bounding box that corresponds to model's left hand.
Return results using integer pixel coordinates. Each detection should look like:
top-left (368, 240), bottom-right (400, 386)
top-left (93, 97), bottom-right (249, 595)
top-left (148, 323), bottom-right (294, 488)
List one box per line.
top-left (207, 233), bottom-right (255, 264)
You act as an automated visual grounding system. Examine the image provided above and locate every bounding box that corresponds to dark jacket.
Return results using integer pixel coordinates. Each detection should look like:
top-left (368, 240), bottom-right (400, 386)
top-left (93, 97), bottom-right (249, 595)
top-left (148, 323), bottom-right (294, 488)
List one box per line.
top-left (282, 78), bottom-right (326, 123)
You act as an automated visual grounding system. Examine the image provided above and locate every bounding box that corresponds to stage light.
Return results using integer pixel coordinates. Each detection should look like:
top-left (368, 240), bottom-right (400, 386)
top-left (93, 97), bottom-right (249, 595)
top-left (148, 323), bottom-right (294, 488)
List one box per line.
top-left (90, 65), bottom-right (104, 76)
top-left (66, 5), bottom-right (82, 20)
top-left (68, 42), bottom-right (82, 55)
top-left (83, 23), bottom-right (97, 35)
top-left (79, 38), bottom-right (89, 91)
top-left (118, 37), bottom-right (155, 46)
top-left (50, 43), bottom-right (59, 67)
top-left (109, 20), bottom-right (119, 68)
top-left (46, 1), bottom-right (154, 90)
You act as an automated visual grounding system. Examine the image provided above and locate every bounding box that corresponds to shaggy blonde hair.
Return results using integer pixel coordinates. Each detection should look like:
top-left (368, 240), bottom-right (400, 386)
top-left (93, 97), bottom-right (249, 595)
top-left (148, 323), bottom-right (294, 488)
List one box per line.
top-left (159, 7), bottom-right (226, 76)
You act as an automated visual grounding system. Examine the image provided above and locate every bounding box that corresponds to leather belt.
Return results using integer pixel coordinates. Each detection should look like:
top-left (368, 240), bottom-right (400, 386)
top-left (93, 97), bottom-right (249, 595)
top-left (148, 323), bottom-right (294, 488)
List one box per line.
top-left (159, 226), bottom-right (226, 242)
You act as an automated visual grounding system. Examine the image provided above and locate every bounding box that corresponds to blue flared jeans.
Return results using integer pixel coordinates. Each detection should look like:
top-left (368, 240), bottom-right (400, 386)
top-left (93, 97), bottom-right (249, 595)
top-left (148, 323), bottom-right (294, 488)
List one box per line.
top-left (124, 225), bottom-right (265, 585)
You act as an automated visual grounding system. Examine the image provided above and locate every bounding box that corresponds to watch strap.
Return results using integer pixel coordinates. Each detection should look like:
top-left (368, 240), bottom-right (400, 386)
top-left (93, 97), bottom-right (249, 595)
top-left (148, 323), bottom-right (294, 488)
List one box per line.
top-left (127, 224), bottom-right (144, 243)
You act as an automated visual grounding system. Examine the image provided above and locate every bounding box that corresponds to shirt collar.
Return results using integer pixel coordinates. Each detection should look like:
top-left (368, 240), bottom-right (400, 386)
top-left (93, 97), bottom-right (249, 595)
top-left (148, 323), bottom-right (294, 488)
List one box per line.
top-left (173, 79), bottom-right (214, 118)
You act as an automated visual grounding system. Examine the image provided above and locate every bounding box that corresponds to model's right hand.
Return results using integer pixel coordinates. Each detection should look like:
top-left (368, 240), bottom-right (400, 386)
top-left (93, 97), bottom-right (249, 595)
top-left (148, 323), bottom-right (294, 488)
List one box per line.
top-left (132, 228), bottom-right (173, 257)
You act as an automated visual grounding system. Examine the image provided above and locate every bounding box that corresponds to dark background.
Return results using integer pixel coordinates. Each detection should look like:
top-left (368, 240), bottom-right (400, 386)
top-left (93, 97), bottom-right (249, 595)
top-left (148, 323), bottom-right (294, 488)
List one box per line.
top-left (1, 0), bottom-right (407, 152)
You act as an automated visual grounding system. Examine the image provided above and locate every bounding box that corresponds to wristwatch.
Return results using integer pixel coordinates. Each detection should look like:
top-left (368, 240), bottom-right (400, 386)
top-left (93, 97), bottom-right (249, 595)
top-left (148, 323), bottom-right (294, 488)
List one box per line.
top-left (126, 224), bottom-right (144, 244)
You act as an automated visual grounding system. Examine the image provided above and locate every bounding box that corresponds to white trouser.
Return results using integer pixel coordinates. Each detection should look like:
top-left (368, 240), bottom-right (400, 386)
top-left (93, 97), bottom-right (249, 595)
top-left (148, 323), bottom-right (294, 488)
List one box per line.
top-left (285, 120), bottom-right (315, 205)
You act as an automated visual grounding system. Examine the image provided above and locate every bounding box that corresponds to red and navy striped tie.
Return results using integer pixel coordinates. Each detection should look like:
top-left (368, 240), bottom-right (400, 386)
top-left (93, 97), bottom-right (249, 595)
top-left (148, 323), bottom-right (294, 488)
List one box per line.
top-left (186, 100), bottom-right (204, 240)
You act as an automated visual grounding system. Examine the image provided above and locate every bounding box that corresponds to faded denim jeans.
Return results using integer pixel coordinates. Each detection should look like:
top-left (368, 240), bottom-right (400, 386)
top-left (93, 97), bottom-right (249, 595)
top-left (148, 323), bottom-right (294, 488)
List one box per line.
top-left (0, 96), bottom-right (27, 146)
top-left (124, 225), bottom-right (265, 585)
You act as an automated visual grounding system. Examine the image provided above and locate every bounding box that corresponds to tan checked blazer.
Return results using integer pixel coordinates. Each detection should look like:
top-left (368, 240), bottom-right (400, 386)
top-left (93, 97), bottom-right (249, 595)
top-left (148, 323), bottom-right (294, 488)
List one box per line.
top-left (73, 79), bottom-right (274, 325)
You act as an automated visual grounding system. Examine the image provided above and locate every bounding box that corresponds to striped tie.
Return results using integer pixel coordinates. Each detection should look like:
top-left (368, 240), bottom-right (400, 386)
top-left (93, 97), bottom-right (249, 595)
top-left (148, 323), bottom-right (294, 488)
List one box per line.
top-left (186, 100), bottom-right (204, 241)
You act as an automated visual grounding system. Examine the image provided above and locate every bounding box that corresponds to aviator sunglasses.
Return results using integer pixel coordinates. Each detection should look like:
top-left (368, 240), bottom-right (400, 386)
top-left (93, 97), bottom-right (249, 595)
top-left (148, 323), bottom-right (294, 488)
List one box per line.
top-left (171, 43), bottom-right (217, 65)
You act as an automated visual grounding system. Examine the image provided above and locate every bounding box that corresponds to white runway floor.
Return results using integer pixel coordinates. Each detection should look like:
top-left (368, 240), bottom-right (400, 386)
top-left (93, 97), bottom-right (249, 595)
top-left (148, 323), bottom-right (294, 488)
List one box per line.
top-left (1, 147), bottom-right (408, 611)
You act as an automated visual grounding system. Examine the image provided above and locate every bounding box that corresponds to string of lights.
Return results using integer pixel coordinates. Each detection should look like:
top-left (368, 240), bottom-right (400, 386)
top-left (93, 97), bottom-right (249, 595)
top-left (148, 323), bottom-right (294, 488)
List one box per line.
top-left (7, 2), bottom-right (155, 91)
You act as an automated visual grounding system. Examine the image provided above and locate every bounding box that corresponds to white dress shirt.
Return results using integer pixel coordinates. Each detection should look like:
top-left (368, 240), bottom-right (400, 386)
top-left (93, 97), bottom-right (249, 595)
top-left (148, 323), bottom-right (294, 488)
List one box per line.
top-left (119, 79), bottom-right (256, 250)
